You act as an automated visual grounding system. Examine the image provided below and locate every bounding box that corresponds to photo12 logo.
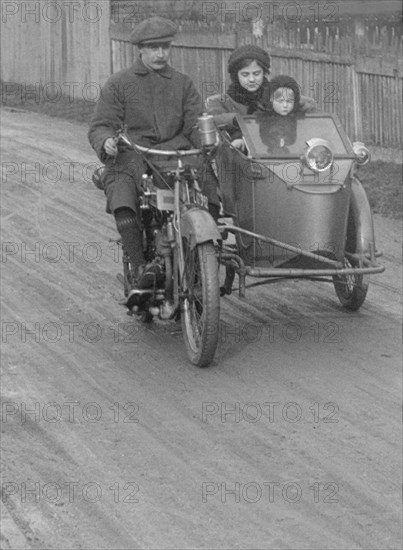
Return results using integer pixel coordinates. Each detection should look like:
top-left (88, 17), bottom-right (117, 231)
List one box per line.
top-left (201, 401), bottom-right (340, 423)
top-left (1, 240), bottom-right (125, 265)
top-left (1, 321), bottom-right (143, 345)
top-left (219, 320), bottom-right (341, 345)
top-left (1, 2), bottom-right (104, 24)
top-left (202, 481), bottom-right (340, 503)
top-left (1, 401), bottom-right (140, 424)
top-left (1, 481), bottom-right (140, 504)
top-left (1, 160), bottom-right (101, 185)
top-left (201, 2), bottom-right (340, 24)
top-left (0, 81), bottom-right (102, 104)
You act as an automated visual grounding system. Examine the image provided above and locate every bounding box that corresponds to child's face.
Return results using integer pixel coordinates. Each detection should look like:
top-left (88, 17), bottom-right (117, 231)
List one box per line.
top-left (237, 61), bottom-right (264, 92)
top-left (271, 87), bottom-right (295, 116)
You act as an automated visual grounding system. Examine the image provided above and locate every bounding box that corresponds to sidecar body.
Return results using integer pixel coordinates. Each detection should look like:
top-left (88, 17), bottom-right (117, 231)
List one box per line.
top-left (216, 112), bottom-right (384, 310)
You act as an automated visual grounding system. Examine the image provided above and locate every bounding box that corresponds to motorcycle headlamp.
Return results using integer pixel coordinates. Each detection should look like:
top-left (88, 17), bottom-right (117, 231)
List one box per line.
top-left (304, 138), bottom-right (334, 173)
top-left (352, 141), bottom-right (370, 165)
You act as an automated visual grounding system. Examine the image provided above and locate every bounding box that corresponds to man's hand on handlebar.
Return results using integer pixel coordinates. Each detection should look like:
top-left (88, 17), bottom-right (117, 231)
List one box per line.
top-left (104, 137), bottom-right (119, 157)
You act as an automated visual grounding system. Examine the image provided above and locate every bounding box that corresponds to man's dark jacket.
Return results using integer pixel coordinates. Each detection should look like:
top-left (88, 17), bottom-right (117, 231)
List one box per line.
top-left (88, 58), bottom-right (202, 162)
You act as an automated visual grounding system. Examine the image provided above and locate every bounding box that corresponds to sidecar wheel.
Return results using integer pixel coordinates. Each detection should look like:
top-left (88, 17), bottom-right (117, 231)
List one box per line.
top-left (333, 257), bottom-right (369, 311)
top-left (181, 241), bottom-right (220, 367)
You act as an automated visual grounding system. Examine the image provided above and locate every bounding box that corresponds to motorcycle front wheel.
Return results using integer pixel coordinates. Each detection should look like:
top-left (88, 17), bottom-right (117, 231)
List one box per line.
top-left (181, 240), bottom-right (220, 367)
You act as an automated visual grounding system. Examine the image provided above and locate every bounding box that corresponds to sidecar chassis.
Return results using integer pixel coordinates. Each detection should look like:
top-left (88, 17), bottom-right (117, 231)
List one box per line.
top-left (217, 224), bottom-right (385, 298)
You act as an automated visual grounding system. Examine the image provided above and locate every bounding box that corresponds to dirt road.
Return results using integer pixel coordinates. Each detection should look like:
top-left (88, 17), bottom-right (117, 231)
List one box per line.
top-left (1, 108), bottom-right (402, 550)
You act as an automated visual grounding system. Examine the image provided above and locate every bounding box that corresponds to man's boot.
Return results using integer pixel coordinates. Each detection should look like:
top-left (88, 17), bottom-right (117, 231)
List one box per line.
top-left (115, 208), bottom-right (146, 309)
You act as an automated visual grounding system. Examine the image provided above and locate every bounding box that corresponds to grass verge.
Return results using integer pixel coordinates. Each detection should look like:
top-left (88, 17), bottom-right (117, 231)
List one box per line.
top-left (358, 162), bottom-right (402, 220)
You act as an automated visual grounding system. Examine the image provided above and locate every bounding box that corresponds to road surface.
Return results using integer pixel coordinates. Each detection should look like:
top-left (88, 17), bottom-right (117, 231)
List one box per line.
top-left (1, 108), bottom-right (402, 549)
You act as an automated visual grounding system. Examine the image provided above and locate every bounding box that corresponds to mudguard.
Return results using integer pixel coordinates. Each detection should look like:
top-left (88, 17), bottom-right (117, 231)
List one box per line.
top-left (348, 176), bottom-right (376, 255)
top-left (181, 208), bottom-right (221, 250)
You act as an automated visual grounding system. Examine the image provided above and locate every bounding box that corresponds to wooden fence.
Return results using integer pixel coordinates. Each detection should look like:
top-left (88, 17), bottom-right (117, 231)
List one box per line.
top-left (111, 1), bottom-right (403, 58)
top-left (0, 0), bottom-right (110, 100)
top-left (1, 0), bottom-right (401, 148)
top-left (111, 23), bottom-right (403, 148)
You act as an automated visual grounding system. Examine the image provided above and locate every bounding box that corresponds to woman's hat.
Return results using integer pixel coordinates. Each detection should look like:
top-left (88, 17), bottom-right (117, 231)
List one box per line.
top-left (228, 45), bottom-right (271, 74)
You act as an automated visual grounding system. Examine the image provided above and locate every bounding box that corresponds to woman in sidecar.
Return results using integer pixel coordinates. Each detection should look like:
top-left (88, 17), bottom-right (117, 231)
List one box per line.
top-left (211, 103), bottom-right (384, 311)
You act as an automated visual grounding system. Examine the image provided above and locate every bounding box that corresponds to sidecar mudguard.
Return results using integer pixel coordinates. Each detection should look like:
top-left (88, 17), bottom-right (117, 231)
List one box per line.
top-left (347, 176), bottom-right (376, 256)
top-left (181, 209), bottom-right (221, 250)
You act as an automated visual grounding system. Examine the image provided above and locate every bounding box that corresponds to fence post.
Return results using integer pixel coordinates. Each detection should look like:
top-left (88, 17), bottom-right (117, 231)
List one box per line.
top-left (351, 62), bottom-right (363, 141)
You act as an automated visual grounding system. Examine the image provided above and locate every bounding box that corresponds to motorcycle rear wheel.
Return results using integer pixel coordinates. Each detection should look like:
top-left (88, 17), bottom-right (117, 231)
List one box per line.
top-left (181, 240), bottom-right (220, 367)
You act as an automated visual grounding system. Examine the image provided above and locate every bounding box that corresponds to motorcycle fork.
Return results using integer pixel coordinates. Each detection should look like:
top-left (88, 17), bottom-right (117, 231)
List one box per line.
top-left (171, 171), bottom-right (189, 310)
top-left (173, 170), bottom-right (187, 279)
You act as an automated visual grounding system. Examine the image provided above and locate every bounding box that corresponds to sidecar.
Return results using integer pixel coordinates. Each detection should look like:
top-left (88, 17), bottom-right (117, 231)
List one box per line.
top-left (216, 112), bottom-right (385, 310)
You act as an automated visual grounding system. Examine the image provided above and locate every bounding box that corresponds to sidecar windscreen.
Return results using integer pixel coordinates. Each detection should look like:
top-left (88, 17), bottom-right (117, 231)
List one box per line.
top-left (236, 113), bottom-right (353, 158)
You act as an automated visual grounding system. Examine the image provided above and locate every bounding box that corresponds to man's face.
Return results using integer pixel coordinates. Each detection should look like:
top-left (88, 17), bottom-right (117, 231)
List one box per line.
top-left (271, 87), bottom-right (295, 116)
top-left (139, 42), bottom-right (171, 71)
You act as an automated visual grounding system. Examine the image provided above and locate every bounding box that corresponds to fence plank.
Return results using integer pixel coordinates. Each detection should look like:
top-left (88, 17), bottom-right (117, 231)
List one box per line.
top-left (0, 0), bottom-right (111, 89)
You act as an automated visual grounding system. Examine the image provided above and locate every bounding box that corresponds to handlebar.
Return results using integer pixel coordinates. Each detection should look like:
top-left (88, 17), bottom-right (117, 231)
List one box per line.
top-left (133, 143), bottom-right (202, 157)
top-left (117, 129), bottom-right (202, 157)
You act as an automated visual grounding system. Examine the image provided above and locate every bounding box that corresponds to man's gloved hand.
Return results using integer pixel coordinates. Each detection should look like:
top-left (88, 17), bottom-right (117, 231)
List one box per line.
top-left (104, 137), bottom-right (118, 157)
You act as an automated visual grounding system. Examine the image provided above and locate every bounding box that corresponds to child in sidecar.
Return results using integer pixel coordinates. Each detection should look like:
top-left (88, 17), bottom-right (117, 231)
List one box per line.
top-left (257, 74), bottom-right (308, 155)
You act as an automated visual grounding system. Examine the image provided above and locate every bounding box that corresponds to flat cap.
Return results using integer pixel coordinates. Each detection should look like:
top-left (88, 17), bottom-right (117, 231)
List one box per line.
top-left (130, 16), bottom-right (177, 45)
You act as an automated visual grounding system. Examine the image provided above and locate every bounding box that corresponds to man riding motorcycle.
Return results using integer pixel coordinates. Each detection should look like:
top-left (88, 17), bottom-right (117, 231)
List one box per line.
top-left (88, 16), bottom-right (220, 310)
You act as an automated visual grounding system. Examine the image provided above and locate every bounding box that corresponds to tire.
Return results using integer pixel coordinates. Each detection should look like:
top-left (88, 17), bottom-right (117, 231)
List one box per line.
top-left (333, 257), bottom-right (369, 311)
top-left (181, 241), bottom-right (220, 367)
top-left (122, 249), bottom-right (132, 298)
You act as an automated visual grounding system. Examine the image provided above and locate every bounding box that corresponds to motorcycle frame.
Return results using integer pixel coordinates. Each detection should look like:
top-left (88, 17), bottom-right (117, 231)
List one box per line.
top-left (130, 147), bottom-right (220, 317)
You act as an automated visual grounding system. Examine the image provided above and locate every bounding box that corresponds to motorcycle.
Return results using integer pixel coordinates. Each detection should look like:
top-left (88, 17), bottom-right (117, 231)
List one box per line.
top-left (97, 110), bottom-right (384, 368)
top-left (112, 123), bottom-right (222, 368)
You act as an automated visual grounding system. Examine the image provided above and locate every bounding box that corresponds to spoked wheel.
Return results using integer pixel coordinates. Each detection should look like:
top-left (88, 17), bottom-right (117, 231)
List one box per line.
top-left (181, 240), bottom-right (220, 367)
top-left (333, 257), bottom-right (369, 311)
